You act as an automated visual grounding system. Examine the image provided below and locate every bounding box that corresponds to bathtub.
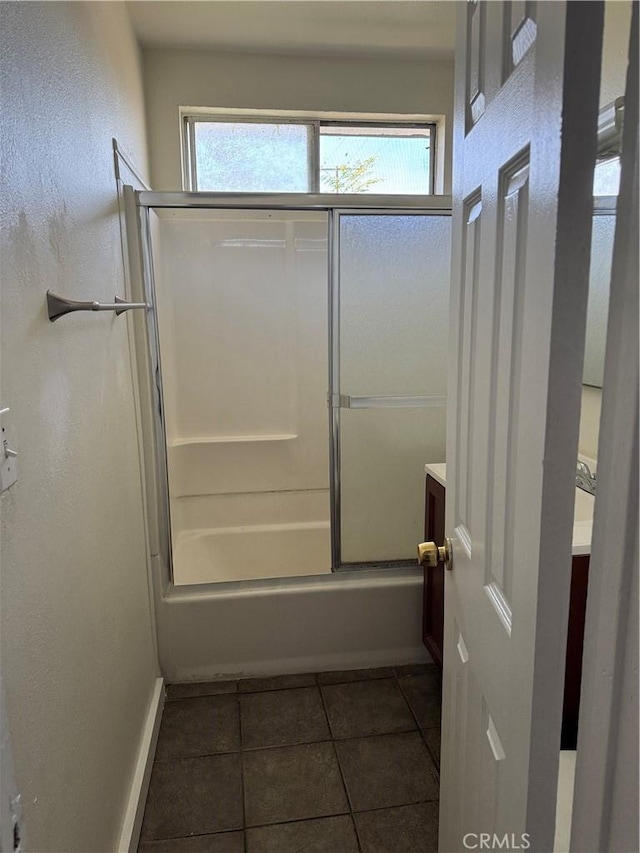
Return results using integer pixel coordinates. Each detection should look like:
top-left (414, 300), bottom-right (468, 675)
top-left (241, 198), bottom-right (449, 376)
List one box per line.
top-left (173, 521), bottom-right (332, 585)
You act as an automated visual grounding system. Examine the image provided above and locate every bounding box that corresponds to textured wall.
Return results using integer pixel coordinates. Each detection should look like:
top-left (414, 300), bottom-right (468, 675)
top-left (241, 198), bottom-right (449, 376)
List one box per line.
top-left (142, 47), bottom-right (454, 192)
top-left (0, 2), bottom-right (158, 850)
top-left (600, 0), bottom-right (632, 106)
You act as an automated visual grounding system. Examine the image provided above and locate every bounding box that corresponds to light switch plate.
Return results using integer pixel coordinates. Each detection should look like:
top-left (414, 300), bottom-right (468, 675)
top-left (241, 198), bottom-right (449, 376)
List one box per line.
top-left (0, 406), bottom-right (18, 493)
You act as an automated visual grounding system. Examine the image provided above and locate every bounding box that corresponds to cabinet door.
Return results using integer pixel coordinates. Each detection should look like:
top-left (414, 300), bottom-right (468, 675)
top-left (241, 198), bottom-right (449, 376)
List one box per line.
top-left (422, 475), bottom-right (445, 667)
top-left (561, 555), bottom-right (590, 748)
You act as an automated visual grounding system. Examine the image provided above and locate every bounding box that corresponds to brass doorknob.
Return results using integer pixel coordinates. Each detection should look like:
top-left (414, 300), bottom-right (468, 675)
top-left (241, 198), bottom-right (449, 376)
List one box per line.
top-left (417, 538), bottom-right (453, 570)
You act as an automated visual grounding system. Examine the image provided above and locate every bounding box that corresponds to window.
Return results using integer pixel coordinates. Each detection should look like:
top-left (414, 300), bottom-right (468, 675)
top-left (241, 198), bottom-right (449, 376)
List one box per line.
top-left (183, 115), bottom-right (435, 194)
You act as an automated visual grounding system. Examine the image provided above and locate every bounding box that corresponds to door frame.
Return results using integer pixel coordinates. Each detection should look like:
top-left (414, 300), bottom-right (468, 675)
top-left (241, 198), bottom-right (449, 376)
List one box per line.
top-left (571, 6), bottom-right (639, 849)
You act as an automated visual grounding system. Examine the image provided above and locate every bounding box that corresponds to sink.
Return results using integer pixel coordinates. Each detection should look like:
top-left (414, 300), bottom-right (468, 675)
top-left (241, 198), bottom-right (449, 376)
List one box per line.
top-left (574, 487), bottom-right (595, 523)
top-left (424, 463), bottom-right (595, 555)
top-left (572, 487), bottom-right (595, 555)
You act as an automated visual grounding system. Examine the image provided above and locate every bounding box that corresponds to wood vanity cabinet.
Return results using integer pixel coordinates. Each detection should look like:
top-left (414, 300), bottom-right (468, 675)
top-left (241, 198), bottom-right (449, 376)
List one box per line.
top-left (422, 473), bottom-right (589, 748)
top-left (562, 554), bottom-right (590, 748)
top-left (422, 475), bottom-right (446, 668)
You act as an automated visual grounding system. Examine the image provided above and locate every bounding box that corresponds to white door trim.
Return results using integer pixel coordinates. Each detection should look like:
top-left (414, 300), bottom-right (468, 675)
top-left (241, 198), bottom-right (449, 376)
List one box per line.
top-left (570, 7), bottom-right (639, 851)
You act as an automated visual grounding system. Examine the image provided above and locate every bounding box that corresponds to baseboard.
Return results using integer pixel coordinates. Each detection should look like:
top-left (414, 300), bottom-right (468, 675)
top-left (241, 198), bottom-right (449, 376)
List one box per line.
top-left (118, 677), bottom-right (164, 853)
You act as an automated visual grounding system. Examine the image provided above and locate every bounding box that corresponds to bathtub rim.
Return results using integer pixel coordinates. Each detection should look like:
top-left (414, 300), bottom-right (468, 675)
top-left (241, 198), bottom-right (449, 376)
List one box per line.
top-left (160, 563), bottom-right (422, 602)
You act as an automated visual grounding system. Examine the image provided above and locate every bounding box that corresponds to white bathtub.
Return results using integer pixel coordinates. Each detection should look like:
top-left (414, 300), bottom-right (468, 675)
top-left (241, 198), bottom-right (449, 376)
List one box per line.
top-left (173, 521), bottom-right (332, 585)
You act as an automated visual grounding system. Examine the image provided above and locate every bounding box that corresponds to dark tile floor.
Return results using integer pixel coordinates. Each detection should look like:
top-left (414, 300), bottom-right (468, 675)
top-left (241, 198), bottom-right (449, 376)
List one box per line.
top-left (138, 664), bottom-right (441, 853)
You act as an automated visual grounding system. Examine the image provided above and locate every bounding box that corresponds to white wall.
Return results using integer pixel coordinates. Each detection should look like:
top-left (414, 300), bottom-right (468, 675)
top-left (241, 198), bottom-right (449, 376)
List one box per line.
top-left (142, 47), bottom-right (454, 192)
top-left (1, 3), bottom-right (158, 850)
top-left (600, 0), bottom-right (633, 107)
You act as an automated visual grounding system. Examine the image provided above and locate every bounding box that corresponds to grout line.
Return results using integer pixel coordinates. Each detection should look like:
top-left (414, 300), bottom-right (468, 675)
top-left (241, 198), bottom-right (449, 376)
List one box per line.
top-left (145, 827), bottom-right (245, 844)
top-left (317, 683), bottom-right (337, 739)
top-left (235, 800), bottom-right (443, 837)
top-left (239, 683), bottom-right (319, 699)
top-left (153, 725), bottom-right (432, 764)
top-left (317, 685), bottom-right (354, 817)
top-left (238, 693), bottom-right (248, 853)
top-left (169, 666), bottom-right (442, 699)
top-left (351, 797), bottom-right (440, 816)
top-left (422, 728), bottom-right (442, 777)
top-left (237, 680), bottom-right (317, 695)
top-left (349, 811), bottom-right (364, 853)
top-left (168, 667), bottom-right (423, 699)
top-left (394, 670), bottom-right (442, 781)
top-left (395, 670), bottom-right (440, 732)
top-left (245, 810), bottom-right (352, 831)
top-left (165, 689), bottom-right (238, 701)
top-left (145, 799), bottom-right (442, 846)
top-left (328, 738), bottom-right (354, 816)
top-left (164, 694), bottom-right (239, 706)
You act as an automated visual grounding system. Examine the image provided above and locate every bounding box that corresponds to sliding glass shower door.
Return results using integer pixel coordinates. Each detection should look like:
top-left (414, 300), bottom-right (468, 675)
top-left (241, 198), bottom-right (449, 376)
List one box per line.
top-left (331, 211), bottom-right (451, 567)
top-left (130, 189), bottom-right (452, 584)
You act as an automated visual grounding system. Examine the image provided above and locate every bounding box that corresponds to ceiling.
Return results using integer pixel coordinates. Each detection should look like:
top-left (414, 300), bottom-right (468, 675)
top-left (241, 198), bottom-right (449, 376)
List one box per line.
top-left (126, 1), bottom-right (457, 59)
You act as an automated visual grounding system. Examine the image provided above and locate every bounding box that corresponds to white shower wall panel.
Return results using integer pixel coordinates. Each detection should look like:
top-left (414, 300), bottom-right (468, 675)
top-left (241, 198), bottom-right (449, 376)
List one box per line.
top-left (170, 490), bottom-right (330, 532)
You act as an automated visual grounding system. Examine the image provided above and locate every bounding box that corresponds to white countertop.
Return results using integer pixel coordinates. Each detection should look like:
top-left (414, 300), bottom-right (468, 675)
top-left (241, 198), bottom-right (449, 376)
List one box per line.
top-left (424, 463), bottom-right (446, 489)
top-left (425, 463), bottom-right (593, 556)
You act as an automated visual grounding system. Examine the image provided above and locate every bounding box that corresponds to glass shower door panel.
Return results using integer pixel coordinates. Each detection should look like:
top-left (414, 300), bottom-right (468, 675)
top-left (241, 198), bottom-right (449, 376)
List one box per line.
top-left (338, 213), bottom-right (451, 565)
top-left (341, 407), bottom-right (447, 563)
top-left (152, 208), bottom-right (331, 585)
top-left (339, 214), bottom-right (450, 395)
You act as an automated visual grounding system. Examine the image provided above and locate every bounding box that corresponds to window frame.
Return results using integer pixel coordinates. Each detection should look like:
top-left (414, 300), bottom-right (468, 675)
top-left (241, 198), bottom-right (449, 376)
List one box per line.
top-left (181, 112), bottom-right (437, 195)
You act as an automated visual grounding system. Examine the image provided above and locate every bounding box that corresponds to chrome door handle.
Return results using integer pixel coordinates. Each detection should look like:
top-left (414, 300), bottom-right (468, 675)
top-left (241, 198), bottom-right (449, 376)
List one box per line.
top-left (417, 538), bottom-right (453, 570)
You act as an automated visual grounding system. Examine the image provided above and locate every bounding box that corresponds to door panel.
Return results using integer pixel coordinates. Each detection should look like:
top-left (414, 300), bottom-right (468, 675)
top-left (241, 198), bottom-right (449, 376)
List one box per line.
top-left (440, 2), bottom-right (604, 850)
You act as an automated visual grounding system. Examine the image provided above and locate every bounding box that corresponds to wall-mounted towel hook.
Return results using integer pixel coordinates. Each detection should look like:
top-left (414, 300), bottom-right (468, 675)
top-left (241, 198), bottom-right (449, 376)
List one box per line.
top-left (46, 290), bottom-right (149, 322)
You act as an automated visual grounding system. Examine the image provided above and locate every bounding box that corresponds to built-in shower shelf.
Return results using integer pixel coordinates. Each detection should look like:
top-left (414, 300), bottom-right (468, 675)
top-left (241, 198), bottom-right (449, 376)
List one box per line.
top-left (169, 433), bottom-right (298, 447)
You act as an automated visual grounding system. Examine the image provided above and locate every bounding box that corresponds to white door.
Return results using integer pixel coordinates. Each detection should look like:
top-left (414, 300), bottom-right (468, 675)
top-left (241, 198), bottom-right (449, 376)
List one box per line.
top-left (440, 2), bottom-right (604, 850)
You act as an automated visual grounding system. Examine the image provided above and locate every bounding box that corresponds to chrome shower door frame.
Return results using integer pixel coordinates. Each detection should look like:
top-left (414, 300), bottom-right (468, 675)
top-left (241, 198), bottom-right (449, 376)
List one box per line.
top-left (131, 191), bottom-right (451, 585)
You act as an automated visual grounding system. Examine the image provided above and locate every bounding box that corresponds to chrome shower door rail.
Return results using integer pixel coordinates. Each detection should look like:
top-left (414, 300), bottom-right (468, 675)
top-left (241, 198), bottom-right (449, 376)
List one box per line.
top-left (332, 395), bottom-right (448, 409)
top-left (136, 191), bottom-right (452, 211)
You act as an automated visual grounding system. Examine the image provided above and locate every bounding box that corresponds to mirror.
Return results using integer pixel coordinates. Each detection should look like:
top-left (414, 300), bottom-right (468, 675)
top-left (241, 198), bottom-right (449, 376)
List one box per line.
top-left (584, 188), bottom-right (617, 388)
top-left (583, 95), bottom-right (623, 389)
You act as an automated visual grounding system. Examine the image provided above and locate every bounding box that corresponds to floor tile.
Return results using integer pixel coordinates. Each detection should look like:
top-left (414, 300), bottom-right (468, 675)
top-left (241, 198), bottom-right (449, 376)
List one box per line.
top-left (166, 681), bottom-right (238, 700)
top-left (138, 830), bottom-right (244, 852)
top-left (240, 686), bottom-right (330, 749)
top-left (424, 726), bottom-right (441, 769)
top-left (140, 754), bottom-right (243, 841)
top-left (335, 732), bottom-right (439, 812)
top-left (354, 801), bottom-right (439, 853)
top-left (243, 741), bottom-right (349, 827)
top-left (246, 815), bottom-right (359, 853)
top-left (321, 678), bottom-right (416, 739)
top-left (155, 695), bottom-right (240, 760)
top-left (317, 667), bottom-right (395, 685)
top-left (397, 669), bottom-right (442, 729)
top-left (238, 673), bottom-right (316, 693)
